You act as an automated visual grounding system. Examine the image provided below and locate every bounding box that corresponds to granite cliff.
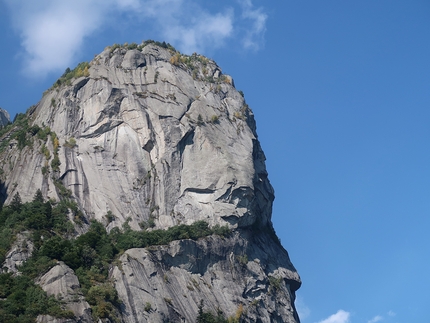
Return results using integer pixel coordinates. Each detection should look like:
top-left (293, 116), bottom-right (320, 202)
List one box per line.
top-left (0, 41), bottom-right (301, 323)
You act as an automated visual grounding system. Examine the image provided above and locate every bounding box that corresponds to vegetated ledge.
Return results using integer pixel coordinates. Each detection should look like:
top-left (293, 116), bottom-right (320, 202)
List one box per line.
top-left (0, 191), bottom-right (231, 322)
top-left (46, 39), bottom-right (233, 95)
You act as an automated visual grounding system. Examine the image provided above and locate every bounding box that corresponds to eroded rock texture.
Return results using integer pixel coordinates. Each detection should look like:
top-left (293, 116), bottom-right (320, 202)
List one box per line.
top-left (0, 42), bottom-right (301, 322)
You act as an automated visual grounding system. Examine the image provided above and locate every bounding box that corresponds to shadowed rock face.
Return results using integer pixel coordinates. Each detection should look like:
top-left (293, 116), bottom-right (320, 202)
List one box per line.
top-left (0, 42), bottom-right (301, 322)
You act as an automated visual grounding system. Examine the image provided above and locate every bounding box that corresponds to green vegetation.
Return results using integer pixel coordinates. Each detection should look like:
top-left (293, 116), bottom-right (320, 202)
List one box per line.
top-left (0, 272), bottom-right (74, 323)
top-left (40, 144), bottom-right (50, 160)
top-left (108, 40), bottom-right (176, 55)
top-left (0, 190), bottom-right (231, 322)
top-left (196, 300), bottom-right (229, 323)
top-left (139, 215), bottom-right (155, 230)
top-left (237, 254), bottom-right (248, 266)
top-left (210, 115), bottom-right (219, 124)
top-left (144, 302), bottom-right (152, 312)
top-left (169, 50), bottom-right (231, 85)
top-left (0, 114), bottom-right (29, 152)
top-left (0, 191), bottom-right (77, 322)
top-left (0, 113), bottom-right (53, 156)
top-left (50, 132), bottom-right (60, 172)
top-left (268, 276), bottom-right (283, 291)
top-left (53, 179), bottom-right (72, 198)
top-left (52, 62), bottom-right (90, 89)
top-left (196, 300), bottom-right (244, 323)
top-left (63, 137), bottom-right (76, 148)
top-left (105, 210), bottom-right (115, 223)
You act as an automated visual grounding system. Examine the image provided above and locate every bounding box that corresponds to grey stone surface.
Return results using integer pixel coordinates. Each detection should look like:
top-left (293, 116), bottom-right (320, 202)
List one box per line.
top-left (0, 42), bottom-right (301, 322)
top-left (0, 107), bottom-right (10, 126)
top-left (2, 231), bottom-right (34, 274)
top-left (2, 44), bottom-right (271, 233)
top-left (37, 262), bottom-right (93, 323)
top-left (112, 232), bottom-right (300, 323)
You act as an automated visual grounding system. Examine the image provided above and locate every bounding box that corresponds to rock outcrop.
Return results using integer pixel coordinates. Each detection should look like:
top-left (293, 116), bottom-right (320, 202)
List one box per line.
top-left (0, 107), bottom-right (10, 126)
top-left (0, 41), bottom-right (301, 322)
top-left (2, 231), bottom-right (34, 274)
top-left (37, 262), bottom-right (92, 323)
top-left (113, 232), bottom-right (300, 323)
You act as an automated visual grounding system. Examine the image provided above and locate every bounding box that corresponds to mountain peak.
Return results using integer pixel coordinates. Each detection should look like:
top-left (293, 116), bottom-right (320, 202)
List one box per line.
top-left (0, 40), bottom-right (300, 323)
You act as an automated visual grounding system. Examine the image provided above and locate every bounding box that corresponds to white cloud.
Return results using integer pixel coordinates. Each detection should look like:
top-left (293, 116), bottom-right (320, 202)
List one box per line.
top-left (318, 310), bottom-right (350, 323)
top-left (387, 311), bottom-right (396, 317)
top-left (159, 8), bottom-right (234, 54)
top-left (368, 315), bottom-right (383, 323)
top-left (295, 296), bottom-right (311, 320)
top-left (4, 0), bottom-right (110, 76)
top-left (238, 0), bottom-right (267, 50)
top-left (3, 0), bottom-right (267, 77)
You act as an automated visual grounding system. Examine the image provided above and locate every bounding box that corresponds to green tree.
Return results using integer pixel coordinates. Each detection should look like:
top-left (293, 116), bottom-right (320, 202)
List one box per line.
top-left (10, 192), bottom-right (22, 213)
top-left (32, 189), bottom-right (44, 203)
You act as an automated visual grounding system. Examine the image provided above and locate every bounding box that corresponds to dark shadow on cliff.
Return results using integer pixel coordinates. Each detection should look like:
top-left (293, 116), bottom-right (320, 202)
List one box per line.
top-left (0, 181), bottom-right (7, 207)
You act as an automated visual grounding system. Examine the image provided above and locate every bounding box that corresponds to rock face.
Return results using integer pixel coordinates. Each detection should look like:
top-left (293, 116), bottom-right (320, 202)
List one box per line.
top-left (0, 107), bottom-right (10, 126)
top-left (2, 231), bottom-right (34, 274)
top-left (0, 42), bottom-right (301, 322)
top-left (113, 233), bottom-right (300, 323)
top-left (37, 262), bottom-right (92, 323)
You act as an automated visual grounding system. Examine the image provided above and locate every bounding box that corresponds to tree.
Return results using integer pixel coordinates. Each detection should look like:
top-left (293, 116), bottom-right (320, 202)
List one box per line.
top-left (10, 192), bottom-right (22, 212)
top-left (32, 189), bottom-right (44, 203)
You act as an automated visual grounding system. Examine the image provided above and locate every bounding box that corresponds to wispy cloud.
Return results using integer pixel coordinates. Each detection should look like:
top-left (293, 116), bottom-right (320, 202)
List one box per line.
top-left (295, 296), bottom-right (311, 320)
top-left (239, 0), bottom-right (267, 50)
top-left (368, 315), bottom-right (383, 323)
top-left (318, 310), bottom-right (350, 323)
top-left (3, 0), bottom-right (267, 77)
top-left (4, 0), bottom-right (108, 76)
top-left (387, 310), bottom-right (396, 317)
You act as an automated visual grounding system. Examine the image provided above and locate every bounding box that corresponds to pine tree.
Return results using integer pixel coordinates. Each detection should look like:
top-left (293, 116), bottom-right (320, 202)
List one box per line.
top-left (10, 192), bottom-right (22, 212)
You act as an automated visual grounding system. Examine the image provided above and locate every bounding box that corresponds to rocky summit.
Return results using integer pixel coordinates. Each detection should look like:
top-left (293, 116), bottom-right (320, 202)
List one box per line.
top-left (0, 107), bottom-right (10, 127)
top-left (0, 41), bottom-right (301, 323)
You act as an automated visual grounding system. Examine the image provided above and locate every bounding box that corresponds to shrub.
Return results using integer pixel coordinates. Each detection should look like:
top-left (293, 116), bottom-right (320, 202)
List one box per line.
top-left (210, 115), bottom-right (219, 124)
top-left (105, 211), bottom-right (115, 223)
top-left (237, 254), bottom-right (248, 266)
top-left (109, 43), bottom-right (121, 53)
top-left (51, 62), bottom-right (90, 89)
top-left (127, 42), bottom-right (138, 50)
top-left (144, 302), bottom-right (152, 312)
top-left (197, 114), bottom-right (204, 126)
top-left (64, 137), bottom-right (76, 148)
top-left (16, 129), bottom-right (29, 150)
top-left (268, 276), bottom-right (282, 291)
top-left (170, 53), bottom-right (181, 66)
top-left (196, 300), bottom-right (229, 323)
top-left (51, 156), bottom-right (61, 171)
top-left (40, 144), bottom-right (51, 160)
top-left (37, 126), bottom-right (51, 141)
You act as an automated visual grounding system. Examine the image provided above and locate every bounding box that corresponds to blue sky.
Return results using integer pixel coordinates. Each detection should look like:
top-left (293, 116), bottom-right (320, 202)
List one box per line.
top-left (1, 1), bottom-right (429, 322)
